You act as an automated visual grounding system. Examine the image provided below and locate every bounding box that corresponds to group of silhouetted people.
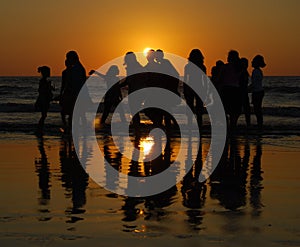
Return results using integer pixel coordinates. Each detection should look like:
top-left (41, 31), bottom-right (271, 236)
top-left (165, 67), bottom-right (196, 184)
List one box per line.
top-left (211, 50), bottom-right (266, 130)
top-left (35, 51), bottom-right (87, 132)
top-left (35, 49), bottom-right (266, 133)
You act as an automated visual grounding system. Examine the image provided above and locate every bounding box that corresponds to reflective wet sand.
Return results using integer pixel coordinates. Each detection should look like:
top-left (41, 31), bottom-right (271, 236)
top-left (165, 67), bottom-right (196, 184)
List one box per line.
top-left (0, 133), bottom-right (299, 246)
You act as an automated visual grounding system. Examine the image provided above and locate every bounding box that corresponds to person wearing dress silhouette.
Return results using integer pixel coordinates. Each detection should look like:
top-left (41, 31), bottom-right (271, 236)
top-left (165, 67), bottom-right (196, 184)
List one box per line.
top-left (218, 50), bottom-right (242, 131)
top-left (63, 51), bottom-right (87, 129)
top-left (250, 55), bottom-right (266, 129)
top-left (183, 49), bottom-right (206, 127)
top-left (121, 51), bottom-right (146, 127)
top-left (89, 65), bottom-right (126, 125)
top-left (35, 66), bottom-right (53, 131)
top-left (239, 57), bottom-right (251, 127)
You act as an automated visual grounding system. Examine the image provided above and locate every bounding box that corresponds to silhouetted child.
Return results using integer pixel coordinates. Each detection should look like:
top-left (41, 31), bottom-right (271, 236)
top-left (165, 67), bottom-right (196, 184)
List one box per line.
top-left (240, 57), bottom-right (251, 126)
top-left (89, 65), bottom-right (126, 125)
top-left (35, 66), bottom-right (53, 131)
top-left (250, 55), bottom-right (266, 128)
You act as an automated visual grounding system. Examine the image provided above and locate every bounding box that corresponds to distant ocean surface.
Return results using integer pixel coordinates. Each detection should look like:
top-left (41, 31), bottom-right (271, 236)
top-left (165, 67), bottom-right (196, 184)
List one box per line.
top-left (0, 76), bottom-right (299, 135)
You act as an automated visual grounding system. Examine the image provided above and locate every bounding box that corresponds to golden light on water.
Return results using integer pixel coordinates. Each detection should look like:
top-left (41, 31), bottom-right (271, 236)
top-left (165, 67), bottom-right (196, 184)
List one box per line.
top-left (94, 117), bottom-right (101, 130)
top-left (139, 136), bottom-right (155, 157)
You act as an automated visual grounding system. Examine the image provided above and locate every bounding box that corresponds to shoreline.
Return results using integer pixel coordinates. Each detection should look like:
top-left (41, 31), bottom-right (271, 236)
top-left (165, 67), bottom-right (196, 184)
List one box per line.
top-left (1, 119), bottom-right (300, 139)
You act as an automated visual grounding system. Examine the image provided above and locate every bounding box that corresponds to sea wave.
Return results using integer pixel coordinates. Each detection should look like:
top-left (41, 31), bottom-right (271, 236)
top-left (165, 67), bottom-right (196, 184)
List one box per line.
top-left (265, 86), bottom-right (300, 94)
top-left (0, 102), bottom-right (299, 117)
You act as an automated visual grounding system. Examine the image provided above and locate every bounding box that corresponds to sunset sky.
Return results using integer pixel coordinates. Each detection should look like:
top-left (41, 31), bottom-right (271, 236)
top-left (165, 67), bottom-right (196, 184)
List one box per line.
top-left (0, 0), bottom-right (299, 76)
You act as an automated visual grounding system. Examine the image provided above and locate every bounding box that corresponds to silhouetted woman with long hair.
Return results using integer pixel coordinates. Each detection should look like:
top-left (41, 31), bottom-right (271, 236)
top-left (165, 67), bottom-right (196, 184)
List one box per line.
top-left (183, 49), bottom-right (206, 127)
top-left (89, 65), bottom-right (126, 125)
top-left (122, 51), bottom-right (146, 127)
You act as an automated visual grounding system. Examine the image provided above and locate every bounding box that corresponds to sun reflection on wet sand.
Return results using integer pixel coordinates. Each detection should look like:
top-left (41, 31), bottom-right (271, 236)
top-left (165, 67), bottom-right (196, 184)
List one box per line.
top-left (139, 136), bottom-right (155, 158)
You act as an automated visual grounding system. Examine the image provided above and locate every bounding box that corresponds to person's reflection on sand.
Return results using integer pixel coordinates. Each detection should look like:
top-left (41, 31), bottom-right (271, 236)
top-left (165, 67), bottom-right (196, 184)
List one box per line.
top-left (181, 137), bottom-right (206, 231)
top-left (121, 132), bottom-right (178, 229)
top-left (59, 137), bottom-right (89, 223)
top-left (103, 134), bottom-right (123, 197)
top-left (34, 135), bottom-right (51, 221)
top-left (144, 186), bottom-right (177, 221)
top-left (250, 137), bottom-right (264, 217)
top-left (209, 137), bottom-right (247, 210)
top-left (122, 197), bottom-right (144, 223)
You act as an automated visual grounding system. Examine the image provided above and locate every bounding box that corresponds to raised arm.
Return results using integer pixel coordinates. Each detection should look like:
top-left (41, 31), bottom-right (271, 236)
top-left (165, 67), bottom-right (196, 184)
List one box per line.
top-left (89, 70), bottom-right (106, 79)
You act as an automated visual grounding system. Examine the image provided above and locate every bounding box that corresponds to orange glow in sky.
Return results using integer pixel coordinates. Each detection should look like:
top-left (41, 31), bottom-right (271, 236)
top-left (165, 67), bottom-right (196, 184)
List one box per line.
top-left (0, 0), bottom-right (299, 76)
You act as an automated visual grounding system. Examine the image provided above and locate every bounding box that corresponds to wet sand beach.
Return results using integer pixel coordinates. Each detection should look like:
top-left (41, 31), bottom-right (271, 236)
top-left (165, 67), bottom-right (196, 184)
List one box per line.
top-left (0, 132), bottom-right (299, 247)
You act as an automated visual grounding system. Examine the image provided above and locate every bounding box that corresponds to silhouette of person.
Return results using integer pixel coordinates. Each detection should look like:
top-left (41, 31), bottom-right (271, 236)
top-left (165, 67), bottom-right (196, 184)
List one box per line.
top-left (59, 59), bottom-right (72, 129)
top-left (155, 49), bottom-right (180, 128)
top-left (89, 65), bottom-right (126, 125)
top-left (121, 51), bottom-right (146, 127)
top-left (155, 49), bottom-right (180, 80)
top-left (144, 49), bottom-right (160, 72)
top-left (183, 49), bottom-right (206, 128)
top-left (250, 55), bottom-right (266, 129)
top-left (35, 66), bottom-right (53, 132)
top-left (63, 51), bottom-right (87, 130)
top-left (218, 50), bottom-right (242, 131)
top-left (210, 60), bottom-right (224, 93)
top-left (240, 57), bottom-right (251, 127)
top-left (143, 49), bottom-right (163, 126)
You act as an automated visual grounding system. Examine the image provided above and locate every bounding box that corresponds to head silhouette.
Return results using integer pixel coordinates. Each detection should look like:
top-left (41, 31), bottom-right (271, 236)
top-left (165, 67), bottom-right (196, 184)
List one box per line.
top-left (240, 57), bottom-right (249, 69)
top-left (216, 60), bottom-right (224, 67)
top-left (227, 50), bottom-right (240, 64)
top-left (155, 49), bottom-right (164, 61)
top-left (37, 66), bottom-right (50, 78)
top-left (146, 49), bottom-right (155, 62)
top-left (252, 55), bottom-right (266, 68)
top-left (124, 51), bottom-right (138, 65)
top-left (66, 50), bottom-right (79, 65)
top-left (106, 65), bottom-right (119, 76)
top-left (188, 49), bottom-right (204, 66)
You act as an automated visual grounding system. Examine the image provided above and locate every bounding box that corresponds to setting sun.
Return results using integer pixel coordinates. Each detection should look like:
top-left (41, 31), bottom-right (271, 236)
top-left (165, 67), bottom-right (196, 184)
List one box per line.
top-left (143, 47), bottom-right (152, 57)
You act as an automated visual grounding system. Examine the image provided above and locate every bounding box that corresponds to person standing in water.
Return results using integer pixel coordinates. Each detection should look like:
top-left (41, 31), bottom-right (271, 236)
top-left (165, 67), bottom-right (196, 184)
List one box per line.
top-left (250, 55), bottom-right (266, 129)
top-left (35, 66), bottom-right (53, 132)
top-left (218, 50), bottom-right (242, 131)
top-left (89, 65), bottom-right (126, 125)
top-left (239, 57), bottom-right (251, 127)
top-left (183, 49), bottom-right (207, 128)
top-left (121, 51), bottom-right (146, 127)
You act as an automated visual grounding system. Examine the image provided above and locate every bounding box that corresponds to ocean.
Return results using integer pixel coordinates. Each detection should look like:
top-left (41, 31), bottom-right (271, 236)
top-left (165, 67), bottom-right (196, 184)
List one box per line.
top-left (0, 76), bottom-right (299, 136)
